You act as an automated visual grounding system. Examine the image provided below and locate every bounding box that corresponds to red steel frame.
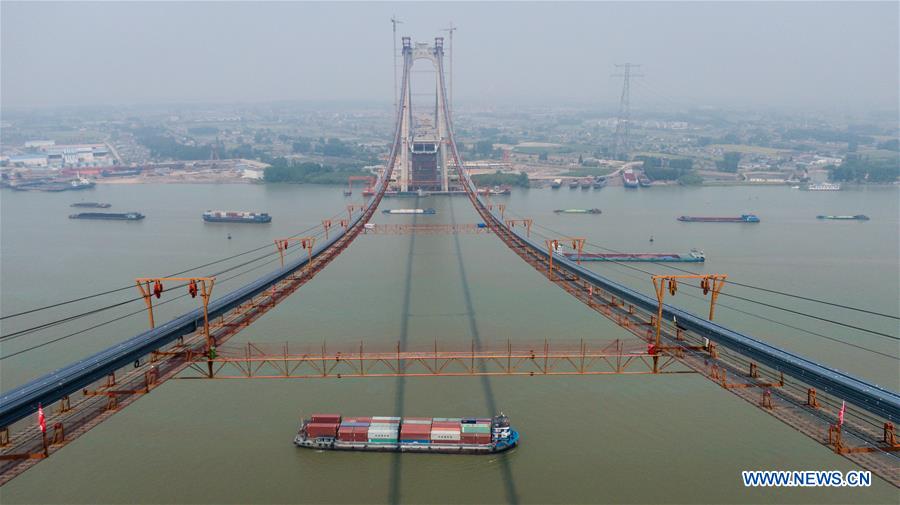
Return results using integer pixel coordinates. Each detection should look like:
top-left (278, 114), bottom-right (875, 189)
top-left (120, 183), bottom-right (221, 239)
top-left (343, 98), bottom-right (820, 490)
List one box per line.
top-left (180, 339), bottom-right (687, 379)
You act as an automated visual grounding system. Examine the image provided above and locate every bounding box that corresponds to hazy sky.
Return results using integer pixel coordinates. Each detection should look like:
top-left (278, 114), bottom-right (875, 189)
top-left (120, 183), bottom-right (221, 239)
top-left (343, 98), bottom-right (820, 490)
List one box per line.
top-left (2, 1), bottom-right (898, 111)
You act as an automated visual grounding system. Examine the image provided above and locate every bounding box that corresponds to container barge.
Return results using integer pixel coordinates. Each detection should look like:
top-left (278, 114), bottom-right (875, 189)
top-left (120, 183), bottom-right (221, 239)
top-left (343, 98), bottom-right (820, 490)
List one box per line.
top-left (203, 210), bottom-right (272, 223)
top-left (678, 214), bottom-right (760, 223)
top-left (553, 208), bottom-right (601, 214)
top-left (70, 202), bottom-right (111, 208)
top-left (69, 212), bottom-right (144, 221)
top-left (817, 214), bottom-right (869, 221)
top-left (382, 208), bottom-right (437, 215)
top-left (294, 413), bottom-right (518, 454)
top-left (563, 249), bottom-right (706, 262)
top-left (622, 169), bottom-right (639, 188)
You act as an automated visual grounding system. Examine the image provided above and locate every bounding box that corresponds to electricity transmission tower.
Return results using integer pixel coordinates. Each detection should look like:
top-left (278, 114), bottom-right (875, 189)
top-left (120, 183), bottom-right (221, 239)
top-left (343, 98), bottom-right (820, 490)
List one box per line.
top-left (612, 63), bottom-right (642, 161)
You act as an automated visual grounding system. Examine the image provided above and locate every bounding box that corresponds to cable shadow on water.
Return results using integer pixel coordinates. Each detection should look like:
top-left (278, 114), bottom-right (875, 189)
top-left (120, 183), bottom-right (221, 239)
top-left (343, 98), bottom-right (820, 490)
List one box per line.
top-left (449, 197), bottom-right (520, 505)
top-left (388, 197), bottom-right (418, 505)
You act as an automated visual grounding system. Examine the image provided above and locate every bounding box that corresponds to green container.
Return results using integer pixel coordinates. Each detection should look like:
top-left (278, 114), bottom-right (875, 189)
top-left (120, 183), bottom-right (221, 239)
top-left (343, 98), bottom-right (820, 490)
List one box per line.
top-left (367, 438), bottom-right (398, 444)
top-left (461, 425), bottom-right (491, 434)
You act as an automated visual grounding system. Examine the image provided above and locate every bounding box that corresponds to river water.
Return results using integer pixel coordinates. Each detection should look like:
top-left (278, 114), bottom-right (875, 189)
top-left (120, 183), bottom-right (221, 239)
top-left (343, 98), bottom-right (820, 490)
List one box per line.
top-left (1, 183), bottom-right (897, 504)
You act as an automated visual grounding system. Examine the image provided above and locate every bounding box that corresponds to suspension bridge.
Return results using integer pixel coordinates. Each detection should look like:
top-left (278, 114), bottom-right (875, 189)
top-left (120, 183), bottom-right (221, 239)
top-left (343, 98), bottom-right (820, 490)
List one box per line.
top-left (1, 35), bottom-right (898, 487)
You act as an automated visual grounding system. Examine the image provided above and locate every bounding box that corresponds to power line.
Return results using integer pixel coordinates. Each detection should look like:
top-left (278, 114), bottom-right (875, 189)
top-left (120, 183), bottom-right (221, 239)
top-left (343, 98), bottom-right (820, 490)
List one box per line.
top-left (0, 210), bottom-right (345, 322)
top-left (0, 219), bottom-right (337, 342)
top-left (0, 244), bottom-right (295, 361)
top-left (512, 211), bottom-right (898, 321)
top-left (510, 214), bottom-right (899, 353)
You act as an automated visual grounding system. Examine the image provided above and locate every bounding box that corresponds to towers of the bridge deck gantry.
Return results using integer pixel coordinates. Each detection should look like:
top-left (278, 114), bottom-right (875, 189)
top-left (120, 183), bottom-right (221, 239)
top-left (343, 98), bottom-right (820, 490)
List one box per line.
top-left (394, 36), bottom-right (455, 192)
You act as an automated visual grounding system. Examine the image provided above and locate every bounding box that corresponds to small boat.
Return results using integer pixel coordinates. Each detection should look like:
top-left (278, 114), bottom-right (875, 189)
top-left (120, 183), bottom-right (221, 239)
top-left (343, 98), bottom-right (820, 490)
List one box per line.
top-left (70, 202), bottom-right (111, 208)
top-left (639, 175), bottom-right (652, 187)
top-left (580, 179), bottom-right (592, 189)
top-left (816, 214), bottom-right (870, 221)
top-left (592, 178), bottom-right (607, 189)
top-left (550, 179), bottom-right (562, 189)
top-left (568, 180), bottom-right (579, 189)
top-left (69, 212), bottom-right (144, 221)
top-left (343, 189), bottom-right (353, 196)
top-left (382, 208), bottom-right (437, 215)
top-left (553, 208), bottom-right (601, 214)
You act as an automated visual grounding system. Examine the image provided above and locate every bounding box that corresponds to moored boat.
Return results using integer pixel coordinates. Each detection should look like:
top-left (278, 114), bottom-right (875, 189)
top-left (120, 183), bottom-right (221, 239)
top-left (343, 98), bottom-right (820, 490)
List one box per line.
top-left (568, 179), bottom-right (580, 189)
top-left (806, 182), bottom-right (841, 191)
top-left (550, 178), bottom-right (562, 189)
top-left (294, 413), bottom-right (518, 454)
top-left (622, 169), bottom-right (639, 188)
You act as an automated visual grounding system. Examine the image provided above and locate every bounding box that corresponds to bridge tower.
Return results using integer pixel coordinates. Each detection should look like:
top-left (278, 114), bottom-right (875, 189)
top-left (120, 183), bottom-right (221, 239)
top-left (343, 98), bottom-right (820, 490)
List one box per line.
top-left (393, 37), bottom-right (454, 192)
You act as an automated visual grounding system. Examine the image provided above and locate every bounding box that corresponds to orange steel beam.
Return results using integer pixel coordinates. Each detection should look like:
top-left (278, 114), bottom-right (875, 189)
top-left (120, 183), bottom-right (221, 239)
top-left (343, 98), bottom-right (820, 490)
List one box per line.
top-left (274, 237), bottom-right (316, 269)
top-left (362, 224), bottom-right (491, 235)
top-left (504, 219), bottom-right (533, 238)
top-left (178, 339), bottom-right (690, 379)
top-left (650, 274), bottom-right (727, 370)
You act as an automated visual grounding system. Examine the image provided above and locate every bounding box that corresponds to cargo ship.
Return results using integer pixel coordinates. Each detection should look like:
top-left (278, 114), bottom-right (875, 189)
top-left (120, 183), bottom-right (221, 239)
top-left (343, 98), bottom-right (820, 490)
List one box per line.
top-left (382, 208), bottom-right (437, 215)
top-left (69, 212), bottom-right (144, 221)
top-left (622, 169), bottom-right (639, 188)
top-left (550, 179), bottom-right (562, 189)
top-left (70, 202), bottom-right (111, 208)
top-left (294, 413), bottom-right (518, 454)
top-left (202, 210), bottom-right (272, 223)
top-left (817, 214), bottom-right (870, 221)
top-left (553, 208), bottom-right (601, 214)
top-left (678, 214), bottom-right (760, 223)
top-left (563, 249), bottom-right (706, 262)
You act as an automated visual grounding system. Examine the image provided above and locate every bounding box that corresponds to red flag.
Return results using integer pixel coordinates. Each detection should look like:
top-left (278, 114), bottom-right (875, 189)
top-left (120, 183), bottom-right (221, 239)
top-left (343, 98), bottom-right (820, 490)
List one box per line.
top-left (838, 401), bottom-right (846, 426)
top-left (38, 403), bottom-right (46, 433)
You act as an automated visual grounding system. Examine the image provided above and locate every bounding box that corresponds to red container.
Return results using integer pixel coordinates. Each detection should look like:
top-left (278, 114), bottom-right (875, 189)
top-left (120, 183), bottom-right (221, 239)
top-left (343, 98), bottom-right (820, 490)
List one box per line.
top-left (353, 426), bottom-right (369, 442)
top-left (431, 422), bottom-right (460, 428)
top-left (311, 414), bottom-right (341, 423)
top-left (337, 426), bottom-right (355, 441)
top-left (403, 417), bottom-right (432, 422)
top-left (400, 425), bottom-right (432, 440)
top-left (461, 434), bottom-right (478, 444)
top-left (306, 422), bottom-right (339, 438)
top-left (344, 417), bottom-right (372, 424)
